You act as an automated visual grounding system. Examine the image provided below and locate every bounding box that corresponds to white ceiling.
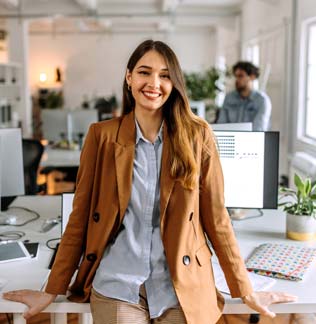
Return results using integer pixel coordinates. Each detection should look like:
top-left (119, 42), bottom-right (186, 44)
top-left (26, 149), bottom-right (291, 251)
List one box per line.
top-left (0, 0), bottom-right (245, 33)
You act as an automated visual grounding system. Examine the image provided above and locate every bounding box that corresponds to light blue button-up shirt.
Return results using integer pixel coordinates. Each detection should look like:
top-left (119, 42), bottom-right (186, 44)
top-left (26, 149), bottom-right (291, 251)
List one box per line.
top-left (92, 119), bottom-right (179, 318)
top-left (217, 90), bottom-right (271, 131)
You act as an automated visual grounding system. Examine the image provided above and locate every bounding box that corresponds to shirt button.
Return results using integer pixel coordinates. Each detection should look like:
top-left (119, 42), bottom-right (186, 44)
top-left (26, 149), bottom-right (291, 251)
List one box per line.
top-left (183, 255), bottom-right (190, 266)
top-left (86, 253), bottom-right (97, 262)
top-left (93, 212), bottom-right (100, 222)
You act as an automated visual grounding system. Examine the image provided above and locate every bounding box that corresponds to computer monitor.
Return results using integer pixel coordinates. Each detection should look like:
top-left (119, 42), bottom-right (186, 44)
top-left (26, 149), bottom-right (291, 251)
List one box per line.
top-left (211, 122), bottom-right (253, 131)
top-left (190, 101), bottom-right (205, 119)
top-left (60, 132), bottom-right (279, 222)
top-left (41, 109), bottom-right (68, 143)
top-left (213, 131), bottom-right (279, 209)
top-left (69, 110), bottom-right (98, 141)
top-left (0, 128), bottom-right (25, 215)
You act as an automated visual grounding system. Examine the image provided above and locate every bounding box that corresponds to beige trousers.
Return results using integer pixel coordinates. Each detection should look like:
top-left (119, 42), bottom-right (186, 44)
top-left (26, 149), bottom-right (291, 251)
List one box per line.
top-left (90, 285), bottom-right (187, 324)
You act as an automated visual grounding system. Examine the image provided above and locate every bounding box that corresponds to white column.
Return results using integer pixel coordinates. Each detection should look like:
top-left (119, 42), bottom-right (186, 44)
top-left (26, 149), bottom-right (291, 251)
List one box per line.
top-left (7, 18), bottom-right (32, 137)
top-left (79, 313), bottom-right (93, 324)
top-left (12, 313), bottom-right (26, 324)
top-left (50, 313), bottom-right (67, 324)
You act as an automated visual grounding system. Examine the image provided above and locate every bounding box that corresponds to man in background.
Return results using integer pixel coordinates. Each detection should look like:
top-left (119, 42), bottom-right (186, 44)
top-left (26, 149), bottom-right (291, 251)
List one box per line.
top-left (217, 61), bottom-right (271, 131)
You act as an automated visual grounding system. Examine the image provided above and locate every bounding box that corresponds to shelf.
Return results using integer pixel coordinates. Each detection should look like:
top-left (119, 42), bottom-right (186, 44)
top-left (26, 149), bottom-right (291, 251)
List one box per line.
top-left (0, 62), bottom-right (22, 126)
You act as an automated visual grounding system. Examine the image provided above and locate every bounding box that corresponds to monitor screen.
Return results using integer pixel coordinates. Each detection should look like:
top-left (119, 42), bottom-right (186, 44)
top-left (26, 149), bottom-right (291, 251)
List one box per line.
top-left (190, 101), bottom-right (205, 119)
top-left (69, 110), bottom-right (98, 138)
top-left (41, 109), bottom-right (68, 143)
top-left (213, 131), bottom-right (279, 209)
top-left (0, 128), bottom-right (25, 211)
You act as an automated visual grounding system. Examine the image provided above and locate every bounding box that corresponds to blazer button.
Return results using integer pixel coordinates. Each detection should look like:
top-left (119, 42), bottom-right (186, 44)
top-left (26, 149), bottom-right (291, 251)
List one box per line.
top-left (86, 253), bottom-right (97, 262)
top-left (93, 212), bottom-right (100, 222)
top-left (183, 255), bottom-right (190, 266)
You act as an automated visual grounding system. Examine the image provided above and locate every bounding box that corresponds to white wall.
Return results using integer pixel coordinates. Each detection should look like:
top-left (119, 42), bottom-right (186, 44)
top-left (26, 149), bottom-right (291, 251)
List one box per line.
top-left (239, 0), bottom-right (292, 176)
top-left (28, 31), bottom-right (216, 109)
top-left (241, 0), bottom-right (291, 42)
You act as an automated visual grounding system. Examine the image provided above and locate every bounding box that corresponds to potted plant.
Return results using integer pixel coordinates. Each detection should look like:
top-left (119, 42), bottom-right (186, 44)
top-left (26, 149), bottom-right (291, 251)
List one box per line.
top-left (184, 67), bottom-right (226, 123)
top-left (279, 173), bottom-right (316, 241)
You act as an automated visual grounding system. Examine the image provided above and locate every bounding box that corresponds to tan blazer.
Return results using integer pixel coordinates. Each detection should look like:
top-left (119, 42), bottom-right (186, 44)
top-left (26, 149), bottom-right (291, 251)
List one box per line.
top-left (46, 111), bottom-right (253, 324)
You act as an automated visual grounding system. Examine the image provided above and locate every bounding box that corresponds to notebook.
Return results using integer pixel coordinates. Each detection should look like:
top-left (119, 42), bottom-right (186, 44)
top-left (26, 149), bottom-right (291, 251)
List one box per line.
top-left (245, 243), bottom-right (316, 281)
top-left (212, 261), bottom-right (275, 295)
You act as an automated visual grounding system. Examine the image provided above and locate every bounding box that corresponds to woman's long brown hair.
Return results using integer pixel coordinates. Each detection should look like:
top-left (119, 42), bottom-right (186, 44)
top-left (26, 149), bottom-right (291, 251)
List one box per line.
top-left (122, 40), bottom-right (209, 190)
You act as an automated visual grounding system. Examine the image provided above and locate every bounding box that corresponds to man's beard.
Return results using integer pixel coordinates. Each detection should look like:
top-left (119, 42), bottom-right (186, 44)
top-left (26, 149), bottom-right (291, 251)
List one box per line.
top-left (236, 82), bottom-right (247, 93)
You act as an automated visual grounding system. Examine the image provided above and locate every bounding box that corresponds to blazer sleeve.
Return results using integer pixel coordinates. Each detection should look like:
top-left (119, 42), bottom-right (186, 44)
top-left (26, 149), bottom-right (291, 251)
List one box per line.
top-left (199, 126), bottom-right (253, 298)
top-left (45, 123), bottom-right (98, 295)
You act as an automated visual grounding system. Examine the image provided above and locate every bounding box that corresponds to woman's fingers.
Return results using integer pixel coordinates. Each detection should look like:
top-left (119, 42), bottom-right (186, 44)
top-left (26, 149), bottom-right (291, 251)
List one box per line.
top-left (3, 290), bottom-right (27, 303)
top-left (243, 291), bottom-right (297, 318)
top-left (3, 290), bottom-right (57, 319)
top-left (270, 292), bottom-right (297, 304)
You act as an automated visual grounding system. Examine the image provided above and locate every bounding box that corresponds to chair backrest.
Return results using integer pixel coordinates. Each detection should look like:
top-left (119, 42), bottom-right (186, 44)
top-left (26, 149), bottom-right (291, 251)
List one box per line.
top-left (22, 139), bottom-right (44, 195)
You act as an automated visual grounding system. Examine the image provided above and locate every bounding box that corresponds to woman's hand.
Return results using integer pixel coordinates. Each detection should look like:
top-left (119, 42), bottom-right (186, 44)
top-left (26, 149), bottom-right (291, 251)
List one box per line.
top-left (2, 290), bottom-right (57, 319)
top-left (242, 291), bottom-right (297, 318)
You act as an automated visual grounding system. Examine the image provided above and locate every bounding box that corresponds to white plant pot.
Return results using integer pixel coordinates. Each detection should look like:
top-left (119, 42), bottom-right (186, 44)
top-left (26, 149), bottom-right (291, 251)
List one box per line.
top-left (286, 213), bottom-right (316, 241)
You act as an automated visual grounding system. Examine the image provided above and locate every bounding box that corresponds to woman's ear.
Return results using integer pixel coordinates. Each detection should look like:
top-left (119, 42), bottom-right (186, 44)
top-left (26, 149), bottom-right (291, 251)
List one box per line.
top-left (126, 69), bottom-right (132, 86)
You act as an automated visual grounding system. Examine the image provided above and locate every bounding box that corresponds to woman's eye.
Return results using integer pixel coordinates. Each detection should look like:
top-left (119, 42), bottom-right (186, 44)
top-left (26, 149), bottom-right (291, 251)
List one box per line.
top-left (139, 71), bottom-right (149, 75)
top-left (161, 74), bottom-right (170, 79)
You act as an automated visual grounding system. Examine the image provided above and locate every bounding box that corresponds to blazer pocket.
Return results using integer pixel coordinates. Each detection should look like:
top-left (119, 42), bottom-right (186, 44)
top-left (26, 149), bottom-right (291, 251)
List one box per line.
top-left (195, 243), bottom-right (212, 266)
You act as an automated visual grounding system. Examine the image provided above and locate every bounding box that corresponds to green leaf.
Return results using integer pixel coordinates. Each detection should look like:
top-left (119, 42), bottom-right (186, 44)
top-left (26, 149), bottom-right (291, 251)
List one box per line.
top-left (305, 178), bottom-right (312, 196)
top-left (279, 187), bottom-right (296, 194)
top-left (294, 173), bottom-right (304, 194)
top-left (278, 202), bottom-right (291, 206)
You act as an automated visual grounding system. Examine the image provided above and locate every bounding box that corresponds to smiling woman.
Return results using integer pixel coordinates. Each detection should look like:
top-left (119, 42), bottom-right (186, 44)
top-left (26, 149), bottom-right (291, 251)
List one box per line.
top-left (3, 39), bottom-right (296, 324)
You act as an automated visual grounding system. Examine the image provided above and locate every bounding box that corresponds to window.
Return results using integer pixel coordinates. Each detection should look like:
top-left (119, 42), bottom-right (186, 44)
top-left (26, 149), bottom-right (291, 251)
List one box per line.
top-left (246, 44), bottom-right (260, 67)
top-left (305, 23), bottom-right (316, 140)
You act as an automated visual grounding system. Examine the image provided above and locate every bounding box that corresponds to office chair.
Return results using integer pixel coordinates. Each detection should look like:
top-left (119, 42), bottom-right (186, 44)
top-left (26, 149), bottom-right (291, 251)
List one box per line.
top-left (22, 138), bottom-right (44, 195)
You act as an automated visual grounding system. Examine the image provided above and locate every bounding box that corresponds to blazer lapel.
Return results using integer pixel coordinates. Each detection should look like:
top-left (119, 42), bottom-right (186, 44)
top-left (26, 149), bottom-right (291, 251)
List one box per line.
top-left (160, 125), bottom-right (176, 235)
top-left (115, 112), bottom-right (136, 222)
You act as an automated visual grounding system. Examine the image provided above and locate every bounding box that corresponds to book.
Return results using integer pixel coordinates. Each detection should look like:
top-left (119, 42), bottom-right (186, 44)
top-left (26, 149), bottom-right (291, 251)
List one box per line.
top-left (245, 243), bottom-right (316, 281)
top-left (212, 261), bottom-right (276, 295)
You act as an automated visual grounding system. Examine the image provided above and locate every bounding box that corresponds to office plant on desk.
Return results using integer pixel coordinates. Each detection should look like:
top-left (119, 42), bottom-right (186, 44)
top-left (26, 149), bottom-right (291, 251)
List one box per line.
top-left (279, 173), bottom-right (316, 241)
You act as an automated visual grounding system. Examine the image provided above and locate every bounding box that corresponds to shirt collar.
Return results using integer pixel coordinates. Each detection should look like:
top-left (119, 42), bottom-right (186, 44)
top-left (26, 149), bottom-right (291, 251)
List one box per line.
top-left (135, 119), bottom-right (163, 144)
top-left (235, 89), bottom-right (256, 101)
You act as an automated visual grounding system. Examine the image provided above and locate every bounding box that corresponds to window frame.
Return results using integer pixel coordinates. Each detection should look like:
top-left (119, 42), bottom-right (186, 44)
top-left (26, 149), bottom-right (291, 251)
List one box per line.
top-left (297, 17), bottom-right (316, 147)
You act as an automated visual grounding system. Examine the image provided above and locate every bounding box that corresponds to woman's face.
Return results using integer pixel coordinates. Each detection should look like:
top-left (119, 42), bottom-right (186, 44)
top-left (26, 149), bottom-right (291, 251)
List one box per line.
top-left (126, 50), bottom-right (173, 114)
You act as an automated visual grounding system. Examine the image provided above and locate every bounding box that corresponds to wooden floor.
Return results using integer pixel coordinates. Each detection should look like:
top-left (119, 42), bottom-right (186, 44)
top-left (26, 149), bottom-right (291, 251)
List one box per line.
top-left (1, 313), bottom-right (316, 324)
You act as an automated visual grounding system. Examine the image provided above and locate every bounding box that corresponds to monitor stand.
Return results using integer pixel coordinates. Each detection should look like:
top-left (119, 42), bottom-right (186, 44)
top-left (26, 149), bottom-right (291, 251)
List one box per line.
top-left (228, 208), bottom-right (263, 221)
top-left (1, 197), bottom-right (16, 211)
top-left (0, 196), bottom-right (17, 225)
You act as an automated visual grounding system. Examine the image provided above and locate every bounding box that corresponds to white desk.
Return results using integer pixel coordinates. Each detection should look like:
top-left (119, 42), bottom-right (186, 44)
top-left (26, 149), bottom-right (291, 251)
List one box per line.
top-left (225, 211), bottom-right (316, 314)
top-left (41, 148), bottom-right (80, 168)
top-left (1, 197), bottom-right (315, 322)
top-left (0, 196), bottom-right (91, 324)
